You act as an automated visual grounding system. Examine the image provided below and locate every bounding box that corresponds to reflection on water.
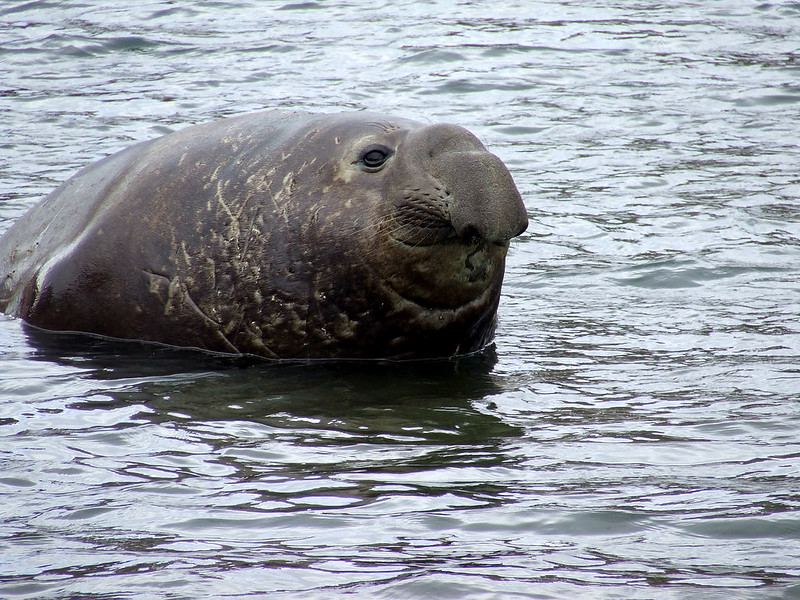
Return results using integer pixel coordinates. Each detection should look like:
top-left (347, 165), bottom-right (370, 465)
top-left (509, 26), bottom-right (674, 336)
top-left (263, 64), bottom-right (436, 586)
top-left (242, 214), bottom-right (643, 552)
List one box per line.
top-left (19, 323), bottom-right (511, 428)
top-left (2, 0), bottom-right (800, 598)
top-left (3, 325), bottom-right (532, 599)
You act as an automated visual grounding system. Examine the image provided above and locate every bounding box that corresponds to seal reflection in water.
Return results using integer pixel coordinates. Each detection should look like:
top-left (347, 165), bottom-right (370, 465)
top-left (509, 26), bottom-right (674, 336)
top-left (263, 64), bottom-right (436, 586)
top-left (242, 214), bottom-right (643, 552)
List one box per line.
top-left (0, 110), bottom-right (527, 360)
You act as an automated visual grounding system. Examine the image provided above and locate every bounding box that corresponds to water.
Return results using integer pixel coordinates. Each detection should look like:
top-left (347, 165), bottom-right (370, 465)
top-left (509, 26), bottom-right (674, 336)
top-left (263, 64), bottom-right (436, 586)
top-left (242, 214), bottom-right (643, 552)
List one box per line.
top-left (2, 1), bottom-right (800, 598)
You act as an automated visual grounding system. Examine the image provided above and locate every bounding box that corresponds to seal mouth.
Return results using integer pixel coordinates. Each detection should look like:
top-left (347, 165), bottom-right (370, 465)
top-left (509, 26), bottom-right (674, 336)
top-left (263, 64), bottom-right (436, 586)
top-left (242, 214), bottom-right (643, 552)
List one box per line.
top-left (388, 274), bottom-right (497, 313)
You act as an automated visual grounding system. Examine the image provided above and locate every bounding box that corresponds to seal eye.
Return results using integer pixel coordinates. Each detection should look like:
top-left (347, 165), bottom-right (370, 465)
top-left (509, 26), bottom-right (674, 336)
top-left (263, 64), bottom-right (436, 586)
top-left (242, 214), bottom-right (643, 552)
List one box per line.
top-left (358, 144), bottom-right (393, 170)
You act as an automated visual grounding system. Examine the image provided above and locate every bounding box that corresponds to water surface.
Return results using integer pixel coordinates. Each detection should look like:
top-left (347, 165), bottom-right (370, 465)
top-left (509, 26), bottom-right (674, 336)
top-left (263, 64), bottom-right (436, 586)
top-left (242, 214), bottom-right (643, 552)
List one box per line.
top-left (1, 1), bottom-right (800, 598)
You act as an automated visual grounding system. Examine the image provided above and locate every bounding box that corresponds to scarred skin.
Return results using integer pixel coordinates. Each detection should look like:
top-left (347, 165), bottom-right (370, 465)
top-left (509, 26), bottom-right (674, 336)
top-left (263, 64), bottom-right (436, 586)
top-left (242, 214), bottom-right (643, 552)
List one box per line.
top-left (0, 110), bottom-right (527, 360)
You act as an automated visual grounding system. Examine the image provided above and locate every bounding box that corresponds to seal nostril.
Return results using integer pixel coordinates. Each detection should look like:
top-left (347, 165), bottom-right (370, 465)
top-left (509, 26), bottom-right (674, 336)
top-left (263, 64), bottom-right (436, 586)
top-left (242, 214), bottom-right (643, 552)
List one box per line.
top-left (460, 224), bottom-right (480, 241)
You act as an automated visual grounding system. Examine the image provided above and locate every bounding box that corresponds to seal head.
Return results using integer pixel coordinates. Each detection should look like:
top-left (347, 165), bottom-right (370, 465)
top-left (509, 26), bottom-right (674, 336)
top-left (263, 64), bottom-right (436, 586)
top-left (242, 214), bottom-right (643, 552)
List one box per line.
top-left (0, 110), bottom-right (527, 360)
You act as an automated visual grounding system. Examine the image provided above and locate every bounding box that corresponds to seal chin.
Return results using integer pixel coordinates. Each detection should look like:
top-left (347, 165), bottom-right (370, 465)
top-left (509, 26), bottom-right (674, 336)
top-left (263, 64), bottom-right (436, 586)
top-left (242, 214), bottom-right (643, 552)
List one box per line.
top-left (382, 236), bottom-right (507, 312)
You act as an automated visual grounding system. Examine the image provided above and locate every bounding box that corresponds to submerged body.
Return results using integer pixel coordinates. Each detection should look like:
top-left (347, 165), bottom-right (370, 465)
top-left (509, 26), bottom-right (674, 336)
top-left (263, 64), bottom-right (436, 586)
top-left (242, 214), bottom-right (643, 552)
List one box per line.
top-left (0, 110), bottom-right (527, 360)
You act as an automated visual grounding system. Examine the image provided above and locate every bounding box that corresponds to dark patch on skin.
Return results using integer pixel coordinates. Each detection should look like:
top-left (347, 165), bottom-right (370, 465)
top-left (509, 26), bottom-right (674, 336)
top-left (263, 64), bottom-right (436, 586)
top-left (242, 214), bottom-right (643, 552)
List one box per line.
top-left (0, 110), bottom-right (527, 360)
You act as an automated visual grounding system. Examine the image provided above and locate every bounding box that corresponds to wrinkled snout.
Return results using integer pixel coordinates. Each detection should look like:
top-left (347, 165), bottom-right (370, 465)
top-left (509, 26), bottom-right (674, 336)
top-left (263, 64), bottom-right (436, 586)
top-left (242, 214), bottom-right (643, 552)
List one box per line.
top-left (413, 124), bottom-right (528, 244)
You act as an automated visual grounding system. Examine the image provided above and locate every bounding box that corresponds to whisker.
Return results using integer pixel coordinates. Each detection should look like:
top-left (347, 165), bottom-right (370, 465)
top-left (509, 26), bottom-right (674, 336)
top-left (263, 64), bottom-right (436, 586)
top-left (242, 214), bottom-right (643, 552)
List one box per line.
top-left (327, 186), bottom-right (456, 246)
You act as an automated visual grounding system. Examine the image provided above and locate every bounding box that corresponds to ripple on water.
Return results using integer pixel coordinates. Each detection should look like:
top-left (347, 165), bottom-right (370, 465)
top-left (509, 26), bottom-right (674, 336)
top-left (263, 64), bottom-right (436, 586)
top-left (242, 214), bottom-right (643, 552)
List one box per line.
top-left (2, 1), bottom-right (800, 599)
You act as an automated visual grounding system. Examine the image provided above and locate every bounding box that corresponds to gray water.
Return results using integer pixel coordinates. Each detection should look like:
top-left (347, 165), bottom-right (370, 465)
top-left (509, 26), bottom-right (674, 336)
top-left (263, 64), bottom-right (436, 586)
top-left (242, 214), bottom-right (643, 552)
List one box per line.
top-left (1, 1), bottom-right (800, 598)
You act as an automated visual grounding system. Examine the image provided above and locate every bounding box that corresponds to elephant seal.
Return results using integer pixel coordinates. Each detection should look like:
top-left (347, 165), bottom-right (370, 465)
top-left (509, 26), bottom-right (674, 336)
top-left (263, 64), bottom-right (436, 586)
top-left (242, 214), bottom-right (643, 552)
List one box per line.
top-left (0, 110), bottom-right (527, 360)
